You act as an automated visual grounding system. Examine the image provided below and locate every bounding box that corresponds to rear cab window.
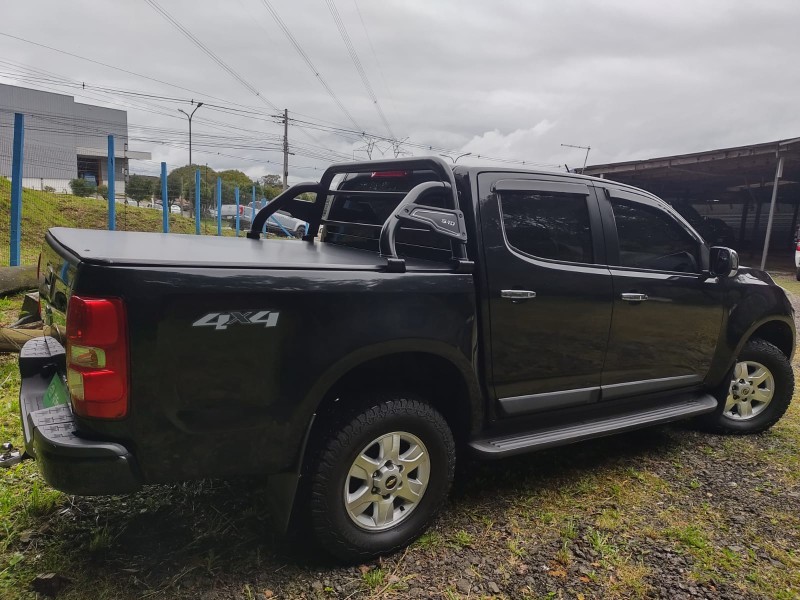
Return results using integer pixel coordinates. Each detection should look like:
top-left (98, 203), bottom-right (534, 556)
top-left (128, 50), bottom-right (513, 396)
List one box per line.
top-left (322, 170), bottom-right (453, 262)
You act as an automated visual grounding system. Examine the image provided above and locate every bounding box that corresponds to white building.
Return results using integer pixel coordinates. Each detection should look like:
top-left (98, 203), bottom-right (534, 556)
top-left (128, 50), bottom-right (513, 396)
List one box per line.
top-left (0, 83), bottom-right (151, 196)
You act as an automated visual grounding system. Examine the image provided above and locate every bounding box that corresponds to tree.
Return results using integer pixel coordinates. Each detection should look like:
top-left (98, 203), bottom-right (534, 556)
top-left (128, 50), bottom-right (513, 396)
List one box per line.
top-left (127, 174), bottom-right (156, 204)
top-left (260, 174), bottom-right (281, 187)
top-left (152, 176), bottom-right (182, 205)
top-left (218, 169), bottom-right (253, 190)
top-left (69, 178), bottom-right (96, 197)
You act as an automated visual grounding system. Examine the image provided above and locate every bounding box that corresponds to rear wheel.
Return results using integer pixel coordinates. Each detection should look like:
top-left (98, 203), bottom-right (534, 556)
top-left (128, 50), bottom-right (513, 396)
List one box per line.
top-left (699, 338), bottom-right (793, 434)
top-left (795, 267), bottom-right (800, 281)
top-left (295, 226), bottom-right (305, 239)
top-left (308, 397), bottom-right (455, 562)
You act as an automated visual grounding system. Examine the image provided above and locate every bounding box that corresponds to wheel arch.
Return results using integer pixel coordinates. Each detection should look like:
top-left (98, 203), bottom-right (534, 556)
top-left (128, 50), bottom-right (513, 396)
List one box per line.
top-left (736, 317), bottom-right (795, 360)
top-left (305, 343), bottom-right (483, 449)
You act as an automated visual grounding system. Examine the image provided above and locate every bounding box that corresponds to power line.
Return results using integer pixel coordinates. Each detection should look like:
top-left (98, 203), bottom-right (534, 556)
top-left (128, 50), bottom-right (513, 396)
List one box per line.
top-left (352, 0), bottom-right (396, 113)
top-left (0, 31), bottom-right (273, 114)
top-left (259, 0), bottom-right (364, 132)
top-left (142, 0), bottom-right (279, 111)
top-left (324, 0), bottom-right (394, 138)
top-left (0, 57), bottom-right (561, 171)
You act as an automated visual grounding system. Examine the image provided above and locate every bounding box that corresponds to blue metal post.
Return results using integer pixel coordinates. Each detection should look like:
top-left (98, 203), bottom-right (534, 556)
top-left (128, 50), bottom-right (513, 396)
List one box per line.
top-left (235, 187), bottom-right (240, 237)
top-left (216, 177), bottom-right (222, 236)
top-left (9, 113), bottom-right (24, 266)
top-left (262, 198), bottom-right (267, 234)
top-left (160, 162), bottom-right (169, 233)
top-left (195, 169), bottom-right (201, 235)
top-left (107, 135), bottom-right (115, 230)
top-left (251, 185), bottom-right (256, 222)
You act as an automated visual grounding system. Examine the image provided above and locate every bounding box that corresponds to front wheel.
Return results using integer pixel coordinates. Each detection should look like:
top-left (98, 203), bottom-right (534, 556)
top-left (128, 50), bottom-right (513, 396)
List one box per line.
top-left (308, 397), bottom-right (455, 562)
top-left (699, 338), bottom-right (794, 434)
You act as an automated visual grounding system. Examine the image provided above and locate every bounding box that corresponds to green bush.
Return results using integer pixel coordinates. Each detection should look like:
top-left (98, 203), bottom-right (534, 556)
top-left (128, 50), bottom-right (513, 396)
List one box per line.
top-left (97, 184), bottom-right (109, 199)
top-left (68, 178), bottom-right (97, 197)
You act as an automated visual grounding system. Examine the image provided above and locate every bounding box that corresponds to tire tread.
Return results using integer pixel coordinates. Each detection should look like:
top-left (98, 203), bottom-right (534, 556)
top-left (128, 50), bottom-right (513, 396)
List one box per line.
top-left (308, 397), bottom-right (455, 562)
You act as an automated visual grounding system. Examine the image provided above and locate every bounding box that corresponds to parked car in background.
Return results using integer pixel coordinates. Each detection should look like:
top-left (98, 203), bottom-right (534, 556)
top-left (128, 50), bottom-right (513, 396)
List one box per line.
top-left (242, 202), bottom-right (308, 238)
top-left (794, 237), bottom-right (800, 280)
top-left (170, 204), bottom-right (182, 214)
top-left (666, 200), bottom-right (736, 247)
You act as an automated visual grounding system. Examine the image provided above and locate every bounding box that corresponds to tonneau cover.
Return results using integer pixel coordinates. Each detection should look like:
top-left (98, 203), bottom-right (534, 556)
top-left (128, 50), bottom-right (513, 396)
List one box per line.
top-left (47, 227), bottom-right (450, 271)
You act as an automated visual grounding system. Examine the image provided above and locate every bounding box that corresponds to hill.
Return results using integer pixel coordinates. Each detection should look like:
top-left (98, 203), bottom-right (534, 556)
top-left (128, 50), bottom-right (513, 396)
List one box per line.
top-left (0, 178), bottom-right (234, 266)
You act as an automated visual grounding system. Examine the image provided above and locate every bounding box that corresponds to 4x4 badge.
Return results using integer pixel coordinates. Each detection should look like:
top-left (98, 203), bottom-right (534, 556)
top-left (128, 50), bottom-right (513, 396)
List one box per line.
top-left (192, 311), bottom-right (279, 330)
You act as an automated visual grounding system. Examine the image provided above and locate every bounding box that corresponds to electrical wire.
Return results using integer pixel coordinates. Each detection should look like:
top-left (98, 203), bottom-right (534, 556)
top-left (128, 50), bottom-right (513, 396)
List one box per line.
top-left (141, 0), bottom-right (279, 111)
top-left (259, 0), bottom-right (363, 131)
top-left (324, 0), bottom-right (394, 138)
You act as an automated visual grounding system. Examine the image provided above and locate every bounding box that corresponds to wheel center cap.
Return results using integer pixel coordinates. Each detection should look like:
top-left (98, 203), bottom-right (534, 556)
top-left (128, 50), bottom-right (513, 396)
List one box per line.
top-left (373, 465), bottom-right (402, 495)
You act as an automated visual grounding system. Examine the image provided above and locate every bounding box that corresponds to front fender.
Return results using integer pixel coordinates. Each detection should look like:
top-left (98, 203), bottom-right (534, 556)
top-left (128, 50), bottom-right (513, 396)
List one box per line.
top-left (705, 268), bottom-right (795, 387)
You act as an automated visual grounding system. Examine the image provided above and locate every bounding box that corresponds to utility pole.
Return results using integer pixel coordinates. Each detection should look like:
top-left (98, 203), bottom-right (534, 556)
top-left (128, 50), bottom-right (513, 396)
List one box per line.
top-left (561, 143), bottom-right (591, 172)
top-left (178, 101), bottom-right (204, 166)
top-left (283, 108), bottom-right (289, 191)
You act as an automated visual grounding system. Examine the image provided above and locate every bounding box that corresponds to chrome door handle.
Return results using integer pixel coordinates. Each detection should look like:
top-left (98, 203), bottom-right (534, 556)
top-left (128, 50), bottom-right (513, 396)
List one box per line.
top-left (621, 293), bottom-right (648, 302)
top-left (501, 290), bottom-right (536, 300)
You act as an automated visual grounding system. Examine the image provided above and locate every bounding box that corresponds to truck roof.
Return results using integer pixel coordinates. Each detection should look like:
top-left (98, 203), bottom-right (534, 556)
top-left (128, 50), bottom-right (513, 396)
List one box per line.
top-left (47, 227), bottom-right (453, 271)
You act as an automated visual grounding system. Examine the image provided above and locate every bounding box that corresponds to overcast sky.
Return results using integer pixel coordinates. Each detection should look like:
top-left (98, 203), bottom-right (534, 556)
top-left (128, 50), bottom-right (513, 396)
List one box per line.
top-left (1, 0), bottom-right (799, 181)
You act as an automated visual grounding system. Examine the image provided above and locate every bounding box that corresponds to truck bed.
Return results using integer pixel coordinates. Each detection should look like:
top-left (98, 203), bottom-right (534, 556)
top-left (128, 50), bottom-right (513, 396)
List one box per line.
top-left (47, 227), bottom-right (451, 271)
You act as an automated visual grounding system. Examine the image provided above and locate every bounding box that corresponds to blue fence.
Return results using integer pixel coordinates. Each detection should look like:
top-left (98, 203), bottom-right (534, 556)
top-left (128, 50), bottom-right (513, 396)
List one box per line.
top-left (2, 112), bottom-right (299, 266)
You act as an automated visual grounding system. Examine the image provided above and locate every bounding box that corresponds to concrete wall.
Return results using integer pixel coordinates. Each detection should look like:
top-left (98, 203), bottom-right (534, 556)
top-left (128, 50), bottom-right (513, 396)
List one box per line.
top-left (0, 83), bottom-right (129, 194)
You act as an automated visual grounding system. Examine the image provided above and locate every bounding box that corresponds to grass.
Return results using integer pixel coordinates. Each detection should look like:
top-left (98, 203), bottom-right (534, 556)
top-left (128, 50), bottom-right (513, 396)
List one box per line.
top-left (0, 177), bottom-right (241, 266)
top-left (0, 275), bottom-right (797, 598)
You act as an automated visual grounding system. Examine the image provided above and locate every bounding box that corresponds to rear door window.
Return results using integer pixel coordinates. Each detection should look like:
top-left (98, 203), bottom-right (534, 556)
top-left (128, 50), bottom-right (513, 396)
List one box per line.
top-left (500, 191), bottom-right (593, 264)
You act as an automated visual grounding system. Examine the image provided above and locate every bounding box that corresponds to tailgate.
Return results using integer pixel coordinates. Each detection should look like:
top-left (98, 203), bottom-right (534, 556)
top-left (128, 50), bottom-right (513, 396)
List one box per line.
top-left (39, 231), bottom-right (80, 341)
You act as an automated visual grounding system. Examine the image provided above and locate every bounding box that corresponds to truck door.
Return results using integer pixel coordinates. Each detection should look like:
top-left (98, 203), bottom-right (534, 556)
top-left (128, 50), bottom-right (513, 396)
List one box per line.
top-left (597, 186), bottom-right (724, 399)
top-left (478, 174), bottom-right (613, 416)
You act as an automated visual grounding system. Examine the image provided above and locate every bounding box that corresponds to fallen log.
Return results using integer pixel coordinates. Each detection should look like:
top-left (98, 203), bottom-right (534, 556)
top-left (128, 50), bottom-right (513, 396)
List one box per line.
top-left (0, 266), bottom-right (37, 297)
top-left (0, 326), bottom-right (44, 353)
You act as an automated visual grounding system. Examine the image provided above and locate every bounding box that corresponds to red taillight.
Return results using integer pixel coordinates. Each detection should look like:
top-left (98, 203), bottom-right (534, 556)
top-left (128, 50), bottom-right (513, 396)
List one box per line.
top-left (796, 241), bottom-right (800, 252)
top-left (371, 170), bottom-right (409, 178)
top-left (66, 296), bottom-right (128, 419)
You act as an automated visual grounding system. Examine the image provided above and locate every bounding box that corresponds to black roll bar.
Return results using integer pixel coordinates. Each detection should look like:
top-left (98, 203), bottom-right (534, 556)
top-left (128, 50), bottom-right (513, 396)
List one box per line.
top-left (246, 156), bottom-right (470, 271)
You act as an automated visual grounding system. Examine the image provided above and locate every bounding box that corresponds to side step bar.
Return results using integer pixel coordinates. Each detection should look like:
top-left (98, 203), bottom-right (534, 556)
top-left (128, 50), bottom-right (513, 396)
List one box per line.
top-left (470, 393), bottom-right (717, 458)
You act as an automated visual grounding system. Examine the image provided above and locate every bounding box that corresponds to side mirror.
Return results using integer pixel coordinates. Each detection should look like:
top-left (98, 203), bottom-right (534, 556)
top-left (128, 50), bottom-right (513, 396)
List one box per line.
top-left (709, 246), bottom-right (739, 278)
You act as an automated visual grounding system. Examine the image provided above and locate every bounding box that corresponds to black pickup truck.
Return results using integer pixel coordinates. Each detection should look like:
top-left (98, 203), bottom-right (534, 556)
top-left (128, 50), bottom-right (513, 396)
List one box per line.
top-left (18, 157), bottom-right (795, 561)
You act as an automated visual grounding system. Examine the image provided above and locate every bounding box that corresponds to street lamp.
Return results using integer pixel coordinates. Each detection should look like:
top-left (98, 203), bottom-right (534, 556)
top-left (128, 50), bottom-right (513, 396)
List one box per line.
top-left (440, 152), bottom-right (472, 164)
top-left (178, 102), bottom-right (204, 166)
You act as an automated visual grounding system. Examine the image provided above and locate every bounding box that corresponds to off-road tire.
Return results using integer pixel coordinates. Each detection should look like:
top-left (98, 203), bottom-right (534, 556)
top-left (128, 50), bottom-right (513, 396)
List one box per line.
top-left (308, 397), bottom-right (455, 562)
top-left (699, 338), bottom-right (793, 434)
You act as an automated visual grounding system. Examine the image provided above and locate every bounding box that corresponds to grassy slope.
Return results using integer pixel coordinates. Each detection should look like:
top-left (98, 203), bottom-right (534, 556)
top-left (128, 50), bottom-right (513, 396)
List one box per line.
top-left (0, 284), bottom-right (798, 597)
top-left (0, 178), bottom-right (234, 266)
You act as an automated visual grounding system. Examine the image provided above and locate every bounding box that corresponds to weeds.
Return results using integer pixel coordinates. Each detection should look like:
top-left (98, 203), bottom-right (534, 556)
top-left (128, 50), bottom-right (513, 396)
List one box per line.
top-left (362, 567), bottom-right (385, 590)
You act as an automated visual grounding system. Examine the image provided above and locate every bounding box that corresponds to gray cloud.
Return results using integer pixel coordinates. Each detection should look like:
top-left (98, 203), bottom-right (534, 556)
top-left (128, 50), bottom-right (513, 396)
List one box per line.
top-left (1, 0), bottom-right (798, 180)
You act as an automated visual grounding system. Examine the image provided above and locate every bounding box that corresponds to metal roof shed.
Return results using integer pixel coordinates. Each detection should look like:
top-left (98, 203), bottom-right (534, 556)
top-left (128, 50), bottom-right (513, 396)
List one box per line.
top-left (583, 138), bottom-right (800, 267)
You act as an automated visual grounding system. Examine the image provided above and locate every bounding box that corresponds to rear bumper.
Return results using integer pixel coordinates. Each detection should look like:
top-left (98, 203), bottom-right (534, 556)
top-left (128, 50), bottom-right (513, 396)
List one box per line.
top-left (18, 337), bottom-right (142, 495)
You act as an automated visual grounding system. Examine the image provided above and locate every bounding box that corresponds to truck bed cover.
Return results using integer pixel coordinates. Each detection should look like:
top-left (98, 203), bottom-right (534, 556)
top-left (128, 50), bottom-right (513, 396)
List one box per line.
top-left (47, 227), bottom-right (452, 271)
